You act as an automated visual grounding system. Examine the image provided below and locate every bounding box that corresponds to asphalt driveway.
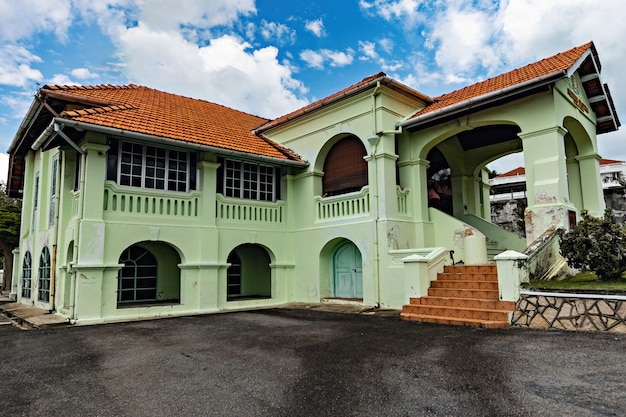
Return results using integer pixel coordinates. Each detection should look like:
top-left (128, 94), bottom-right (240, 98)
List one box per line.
top-left (1, 308), bottom-right (624, 416)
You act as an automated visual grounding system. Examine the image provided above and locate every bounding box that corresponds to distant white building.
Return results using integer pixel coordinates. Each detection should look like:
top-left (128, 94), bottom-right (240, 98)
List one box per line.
top-left (490, 159), bottom-right (626, 233)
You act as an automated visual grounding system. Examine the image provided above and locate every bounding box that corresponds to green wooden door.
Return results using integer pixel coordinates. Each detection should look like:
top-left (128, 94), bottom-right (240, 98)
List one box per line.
top-left (333, 242), bottom-right (363, 299)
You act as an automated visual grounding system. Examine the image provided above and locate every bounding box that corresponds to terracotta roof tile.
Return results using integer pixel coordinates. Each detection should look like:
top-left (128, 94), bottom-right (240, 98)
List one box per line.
top-left (255, 72), bottom-right (433, 133)
top-left (43, 84), bottom-right (304, 163)
top-left (495, 158), bottom-right (623, 178)
top-left (409, 42), bottom-right (594, 120)
top-left (497, 167), bottom-right (526, 178)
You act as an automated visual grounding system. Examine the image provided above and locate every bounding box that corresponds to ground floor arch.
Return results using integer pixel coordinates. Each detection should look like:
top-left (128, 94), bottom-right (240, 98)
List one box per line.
top-left (226, 244), bottom-right (272, 301)
top-left (117, 241), bottom-right (181, 307)
top-left (319, 239), bottom-right (363, 300)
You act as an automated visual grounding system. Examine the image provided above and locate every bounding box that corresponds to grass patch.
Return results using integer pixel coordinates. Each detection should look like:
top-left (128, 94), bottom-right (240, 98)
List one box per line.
top-left (527, 270), bottom-right (626, 292)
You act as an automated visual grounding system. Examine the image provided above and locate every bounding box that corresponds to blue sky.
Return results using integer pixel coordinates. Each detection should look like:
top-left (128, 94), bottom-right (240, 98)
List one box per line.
top-left (1, 0), bottom-right (626, 179)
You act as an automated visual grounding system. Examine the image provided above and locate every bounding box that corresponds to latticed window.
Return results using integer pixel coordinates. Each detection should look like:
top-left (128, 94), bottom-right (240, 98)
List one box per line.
top-left (37, 247), bottom-right (51, 302)
top-left (21, 251), bottom-right (32, 298)
top-left (323, 136), bottom-right (368, 196)
top-left (221, 159), bottom-right (278, 201)
top-left (226, 252), bottom-right (241, 299)
top-left (107, 139), bottom-right (197, 192)
top-left (118, 245), bottom-right (158, 304)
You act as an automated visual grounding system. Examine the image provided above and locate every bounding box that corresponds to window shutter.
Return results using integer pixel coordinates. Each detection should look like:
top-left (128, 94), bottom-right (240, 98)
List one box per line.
top-left (323, 136), bottom-right (368, 195)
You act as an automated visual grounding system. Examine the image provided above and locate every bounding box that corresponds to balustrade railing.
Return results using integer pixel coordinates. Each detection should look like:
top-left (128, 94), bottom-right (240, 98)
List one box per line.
top-left (315, 187), bottom-right (370, 221)
top-left (103, 184), bottom-right (200, 218)
top-left (216, 195), bottom-right (285, 224)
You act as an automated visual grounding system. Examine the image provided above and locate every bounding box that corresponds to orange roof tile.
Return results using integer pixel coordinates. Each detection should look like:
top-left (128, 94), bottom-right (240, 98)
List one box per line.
top-left (407, 42), bottom-right (594, 122)
top-left (255, 72), bottom-right (433, 133)
top-left (495, 158), bottom-right (623, 178)
top-left (497, 167), bottom-right (526, 178)
top-left (43, 84), bottom-right (304, 163)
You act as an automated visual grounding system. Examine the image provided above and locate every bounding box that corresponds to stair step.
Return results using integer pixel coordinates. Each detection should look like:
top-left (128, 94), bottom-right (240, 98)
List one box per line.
top-left (444, 264), bottom-right (496, 274)
top-left (436, 272), bottom-right (498, 282)
top-left (400, 312), bottom-right (509, 329)
top-left (426, 288), bottom-right (500, 299)
top-left (402, 304), bottom-right (510, 321)
top-left (430, 280), bottom-right (498, 290)
top-left (414, 297), bottom-right (516, 310)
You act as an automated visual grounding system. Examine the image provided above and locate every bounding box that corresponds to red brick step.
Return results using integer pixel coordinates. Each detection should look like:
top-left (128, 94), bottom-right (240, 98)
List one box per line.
top-left (401, 263), bottom-right (513, 328)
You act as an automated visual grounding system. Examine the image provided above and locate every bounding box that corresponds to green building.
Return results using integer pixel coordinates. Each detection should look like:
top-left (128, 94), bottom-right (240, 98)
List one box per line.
top-left (6, 42), bottom-right (620, 326)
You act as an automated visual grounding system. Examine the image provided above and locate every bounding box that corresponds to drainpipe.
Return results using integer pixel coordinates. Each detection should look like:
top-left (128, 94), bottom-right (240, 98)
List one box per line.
top-left (369, 82), bottom-right (382, 308)
top-left (49, 152), bottom-right (63, 313)
top-left (70, 148), bottom-right (87, 322)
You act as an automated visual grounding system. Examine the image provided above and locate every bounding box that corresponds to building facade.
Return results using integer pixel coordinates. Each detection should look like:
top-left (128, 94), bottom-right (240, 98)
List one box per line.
top-left (7, 42), bottom-right (620, 324)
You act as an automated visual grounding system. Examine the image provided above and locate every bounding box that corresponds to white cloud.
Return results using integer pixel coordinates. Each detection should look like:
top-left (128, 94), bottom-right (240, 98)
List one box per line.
top-left (300, 48), bottom-right (354, 69)
top-left (305, 19), bottom-right (326, 38)
top-left (0, 0), bottom-right (72, 42)
top-left (48, 73), bottom-right (79, 86)
top-left (137, 0), bottom-right (256, 32)
top-left (359, 0), bottom-right (425, 26)
top-left (1, 91), bottom-right (37, 119)
top-left (378, 38), bottom-right (393, 54)
top-left (117, 25), bottom-right (308, 118)
top-left (260, 20), bottom-right (296, 45)
top-left (426, 3), bottom-right (501, 80)
top-left (300, 50), bottom-right (325, 69)
top-left (359, 41), bottom-right (378, 60)
top-left (71, 68), bottom-right (100, 79)
top-left (0, 45), bottom-right (43, 88)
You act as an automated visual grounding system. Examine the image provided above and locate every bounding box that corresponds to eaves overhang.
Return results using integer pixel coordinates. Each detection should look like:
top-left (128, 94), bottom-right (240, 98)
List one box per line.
top-left (57, 118), bottom-right (309, 169)
top-left (398, 70), bottom-right (566, 131)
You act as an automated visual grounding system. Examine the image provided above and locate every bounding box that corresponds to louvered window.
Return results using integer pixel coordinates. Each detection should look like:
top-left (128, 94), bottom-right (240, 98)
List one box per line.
top-left (323, 136), bottom-right (368, 196)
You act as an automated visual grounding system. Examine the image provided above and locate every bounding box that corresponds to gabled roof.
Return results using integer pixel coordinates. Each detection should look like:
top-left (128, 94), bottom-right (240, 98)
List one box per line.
top-left (254, 72), bottom-right (433, 134)
top-left (16, 84), bottom-right (304, 164)
top-left (401, 42), bottom-right (620, 134)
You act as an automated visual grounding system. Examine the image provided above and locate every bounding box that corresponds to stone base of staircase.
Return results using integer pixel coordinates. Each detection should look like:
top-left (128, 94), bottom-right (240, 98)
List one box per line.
top-left (400, 264), bottom-right (514, 328)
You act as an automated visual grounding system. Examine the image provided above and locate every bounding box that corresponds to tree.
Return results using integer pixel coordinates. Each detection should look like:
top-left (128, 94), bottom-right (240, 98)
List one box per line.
top-left (0, 183), bottom-right (21, 293)
top-left (558, 209), bottom-right (626, 281)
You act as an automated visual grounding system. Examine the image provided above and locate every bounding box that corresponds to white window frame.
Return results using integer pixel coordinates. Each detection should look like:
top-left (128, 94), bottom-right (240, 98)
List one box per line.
top-left (223, 159), bottom-right (277, 202)
top-left (117, 141), bottom-right (194, 192)
top-left (37, 247), bottom-right (51, 302)
top-left (49, 156), bottom-right (58, 227)
top-left (21, 251), bottom-right (32, 299)
top-left (32, 173), bottom-right (39, 231)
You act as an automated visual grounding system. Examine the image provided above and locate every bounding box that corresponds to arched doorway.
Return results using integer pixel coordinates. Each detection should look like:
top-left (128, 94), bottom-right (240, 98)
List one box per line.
top-left (226, 244), bottom-right (272, 301)
top-left (332, 241), bottom-right (363, 299)
top-left (426, 147), bottom-right (453, 215)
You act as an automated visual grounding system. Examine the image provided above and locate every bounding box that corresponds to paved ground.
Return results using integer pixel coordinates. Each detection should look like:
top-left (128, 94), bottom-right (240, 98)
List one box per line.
top-left (1, 307), bottom-right (625, 417)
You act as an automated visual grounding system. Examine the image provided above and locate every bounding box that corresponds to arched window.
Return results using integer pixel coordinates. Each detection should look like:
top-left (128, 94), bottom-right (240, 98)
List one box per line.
top-left (226, 252), bottom-right (242, 298)
top-left (323, 136), bottom-right (368, 196)
top-left (21, 251), bottom-right (32, 298)
top-left (37, 247), bottom-right (51, 302)
top-left (118, 245), bottom-right (158, 304)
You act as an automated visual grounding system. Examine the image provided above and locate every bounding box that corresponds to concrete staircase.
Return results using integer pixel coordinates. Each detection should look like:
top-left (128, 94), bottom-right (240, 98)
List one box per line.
top-left (400, 264), bottom-right (514, 328)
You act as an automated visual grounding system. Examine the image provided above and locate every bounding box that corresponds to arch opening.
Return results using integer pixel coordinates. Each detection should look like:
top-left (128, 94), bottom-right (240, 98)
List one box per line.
top-left (322, 135), bottom-right (368, 196)
top-left (117, 241), bottom-right (181, 307)
top-left (226, 244), bottom-right (272, 301)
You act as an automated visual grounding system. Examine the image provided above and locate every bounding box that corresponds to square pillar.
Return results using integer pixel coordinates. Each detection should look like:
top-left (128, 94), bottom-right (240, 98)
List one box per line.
top-left (577, 154), bottom-right (605, 218)
top-left (521, 127), bottom-right (574, 242)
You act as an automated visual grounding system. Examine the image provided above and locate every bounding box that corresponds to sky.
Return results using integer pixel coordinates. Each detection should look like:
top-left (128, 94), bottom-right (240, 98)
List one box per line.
top-left (1, 0), bottom-right (626, 182)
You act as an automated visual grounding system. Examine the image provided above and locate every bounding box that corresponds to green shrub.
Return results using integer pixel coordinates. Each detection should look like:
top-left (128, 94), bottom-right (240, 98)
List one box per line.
top-left (558, 209), bottom-right (626, 281)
